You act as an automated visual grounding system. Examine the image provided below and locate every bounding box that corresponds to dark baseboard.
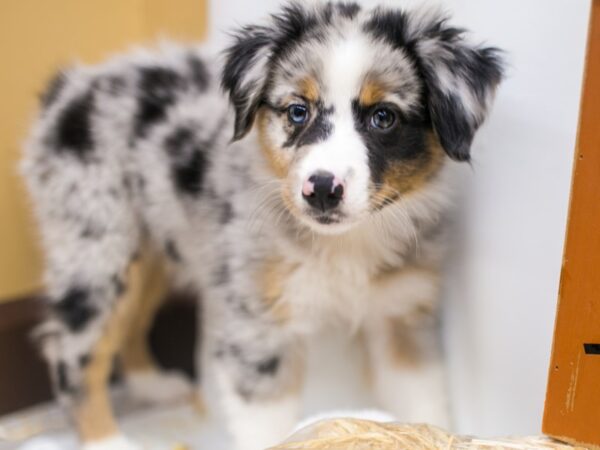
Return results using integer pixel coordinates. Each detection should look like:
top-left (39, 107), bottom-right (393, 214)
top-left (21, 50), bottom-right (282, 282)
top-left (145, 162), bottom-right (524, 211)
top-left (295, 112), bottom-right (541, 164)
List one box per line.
top-left (0, 297), bottom-right (53, 416)
top-left (0, 293), bottom-right (197, 417)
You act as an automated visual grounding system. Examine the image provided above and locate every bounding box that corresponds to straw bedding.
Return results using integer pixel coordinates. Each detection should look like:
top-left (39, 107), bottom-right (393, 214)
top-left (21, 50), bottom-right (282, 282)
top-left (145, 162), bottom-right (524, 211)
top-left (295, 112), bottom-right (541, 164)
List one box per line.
top-left (268, 418), bottom-right (586, 450)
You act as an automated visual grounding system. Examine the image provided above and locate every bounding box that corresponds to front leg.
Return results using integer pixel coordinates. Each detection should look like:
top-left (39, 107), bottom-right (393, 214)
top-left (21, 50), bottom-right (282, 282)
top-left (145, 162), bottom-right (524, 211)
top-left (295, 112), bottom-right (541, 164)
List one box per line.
top-left (203, 321), bottom-right (304, 450)
top-left (201, 250), bottom-right (305, 450)
top-left (365, 267), bottom-right (450, 428)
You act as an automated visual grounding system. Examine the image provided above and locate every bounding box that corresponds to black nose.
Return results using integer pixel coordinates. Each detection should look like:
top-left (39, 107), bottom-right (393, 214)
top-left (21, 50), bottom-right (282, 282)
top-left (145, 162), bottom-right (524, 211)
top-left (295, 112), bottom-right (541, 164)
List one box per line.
top-left (302, 172), bottom-right (344, 212)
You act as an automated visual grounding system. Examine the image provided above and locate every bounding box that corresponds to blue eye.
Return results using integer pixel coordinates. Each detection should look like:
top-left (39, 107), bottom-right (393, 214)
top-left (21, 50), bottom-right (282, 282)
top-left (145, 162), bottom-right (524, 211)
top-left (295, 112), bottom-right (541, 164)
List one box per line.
top-left (370, 108), bottom-right (396, 130)
top-left (287, 104), bottom-right (309, 125)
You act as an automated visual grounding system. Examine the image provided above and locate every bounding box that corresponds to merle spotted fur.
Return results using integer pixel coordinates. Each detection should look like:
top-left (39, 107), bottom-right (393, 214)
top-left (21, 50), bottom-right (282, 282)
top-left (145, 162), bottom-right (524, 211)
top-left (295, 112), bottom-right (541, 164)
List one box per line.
top-left (21, 4), bottom-right (503, 450)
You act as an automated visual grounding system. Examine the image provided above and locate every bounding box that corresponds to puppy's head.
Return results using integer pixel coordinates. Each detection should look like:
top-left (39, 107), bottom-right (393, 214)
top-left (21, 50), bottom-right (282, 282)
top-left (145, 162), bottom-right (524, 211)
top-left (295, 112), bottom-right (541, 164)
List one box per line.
top-left (222, 2), bottom-right (504, 234)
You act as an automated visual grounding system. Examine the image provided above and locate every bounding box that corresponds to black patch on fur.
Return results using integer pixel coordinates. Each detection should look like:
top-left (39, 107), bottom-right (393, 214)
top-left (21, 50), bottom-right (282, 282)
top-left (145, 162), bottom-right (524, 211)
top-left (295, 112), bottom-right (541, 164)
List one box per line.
top-left (224, 294), bottom-right (252, 316)
top-left (92, 75), bottom-right (127, 97)
top-left (220, 201), bottom-right (234, 224)
top-left (280, 103), bottom-right (334, 148)
top-left (108, 187), bottom-right (120, 199)
top-left (173, 150), bottom-right (206, 196)
top-left (79, 354), bottom-right (91, 368)
top-left (112, 275), bottom-right (126, 296)
top-left (55, 90), bottom-right (95, 157)
top-left (213, 263), bottom-right (230, 286)
top-left (270, 4), bottom-right (322, 60)
top-left (54, 287), bottom-right (97, 332)
top-left (136, 174), bottom-right (146, 191)
top-left (363, 9), bottom-right (411, 49)
top-left (256, 356), bottom-right (280, 375)
top-left (226, 343), bottom-right (242, 359)
top-left (296, 104), bottom-right (334, 147)
top-left (80, 223), bottom-right (105, 239)
top-left (164, 126), bottom-right (208, 196)
top-left (131, 249), bottom-right (141, 262)
top-left (165, 240), bottom-right (182, 262)
top-left (187, 55), bottom-right (210, 91)
top-left (122, 175), bottom-right (133, 191)
top-left (103, 75), bottom-right (127, 96)
top-left (165, 127), bottom-right (195, 155)
top-left (134, 67), bottom-right (183, 139)
top-left (56, 361), bottom-right (71, 393)
top-left (237, 302), bottom-right (252, 317)
top-left (40, 71), bottom-right (67, 109)
top-left (352, 100), bottom-right (430, 185)
top-left (330, 1), bottom-right (361, 19)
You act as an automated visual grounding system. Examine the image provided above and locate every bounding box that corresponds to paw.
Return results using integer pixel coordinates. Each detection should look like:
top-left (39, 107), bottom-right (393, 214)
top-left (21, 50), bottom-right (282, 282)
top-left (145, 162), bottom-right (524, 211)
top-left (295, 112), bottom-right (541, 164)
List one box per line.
top-left (81, 434), bottom-right (140, 450)
top-left (127, 369), bottom-right (194, 404)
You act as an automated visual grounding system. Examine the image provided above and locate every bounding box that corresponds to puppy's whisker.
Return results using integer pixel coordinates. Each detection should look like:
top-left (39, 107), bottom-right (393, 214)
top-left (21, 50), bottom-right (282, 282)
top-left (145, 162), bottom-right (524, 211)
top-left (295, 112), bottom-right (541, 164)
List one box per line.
top-left (369, 186), bottom-right (421, 253)
top-left (246, 188), bottom-right (283, 233)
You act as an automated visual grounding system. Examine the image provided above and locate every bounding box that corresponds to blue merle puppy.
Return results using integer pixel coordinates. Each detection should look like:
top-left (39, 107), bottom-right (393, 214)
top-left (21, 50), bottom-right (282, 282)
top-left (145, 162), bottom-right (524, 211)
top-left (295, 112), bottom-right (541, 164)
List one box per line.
top-left (21, 2), bottom-right (504, 450)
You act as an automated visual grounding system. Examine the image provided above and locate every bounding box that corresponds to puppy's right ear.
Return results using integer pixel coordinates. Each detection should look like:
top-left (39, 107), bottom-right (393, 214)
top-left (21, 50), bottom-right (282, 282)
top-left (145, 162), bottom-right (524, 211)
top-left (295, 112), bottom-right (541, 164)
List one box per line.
top-left (221, 25), bottom-right (275, 141)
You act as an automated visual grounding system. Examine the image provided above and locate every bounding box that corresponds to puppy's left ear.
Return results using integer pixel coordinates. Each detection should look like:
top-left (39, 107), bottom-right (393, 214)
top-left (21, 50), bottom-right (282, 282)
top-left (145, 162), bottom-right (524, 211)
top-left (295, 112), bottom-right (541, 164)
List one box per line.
top-left (413, 17), bottom-right (505, 161)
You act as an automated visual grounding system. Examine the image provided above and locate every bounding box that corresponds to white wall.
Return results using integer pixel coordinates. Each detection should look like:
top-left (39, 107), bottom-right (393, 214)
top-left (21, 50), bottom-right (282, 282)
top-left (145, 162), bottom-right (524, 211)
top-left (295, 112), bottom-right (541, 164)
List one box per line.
top-left (206, 0), bottom-right (591, 437)
top-left (437, 0), bottom-right (589, 436)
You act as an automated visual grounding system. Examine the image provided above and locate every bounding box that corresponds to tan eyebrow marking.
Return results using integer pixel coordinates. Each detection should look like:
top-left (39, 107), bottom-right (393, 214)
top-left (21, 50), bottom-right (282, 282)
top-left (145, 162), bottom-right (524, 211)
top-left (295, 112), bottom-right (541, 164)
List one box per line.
top-left (298, 76), bottom-right (320, 103)
top-left (359, 78), bottom-right (388, 106)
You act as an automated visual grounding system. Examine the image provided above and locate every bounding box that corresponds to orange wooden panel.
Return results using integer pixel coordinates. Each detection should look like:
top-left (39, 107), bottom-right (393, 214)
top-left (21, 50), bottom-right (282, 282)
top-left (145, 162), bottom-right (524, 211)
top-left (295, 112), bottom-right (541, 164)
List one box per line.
top-left (543, 0), bottom-right (600, 447)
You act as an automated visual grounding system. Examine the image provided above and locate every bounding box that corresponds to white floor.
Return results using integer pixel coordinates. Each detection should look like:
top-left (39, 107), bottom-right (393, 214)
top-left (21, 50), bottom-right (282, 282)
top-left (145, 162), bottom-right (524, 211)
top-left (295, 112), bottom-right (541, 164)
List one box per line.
top-left (2, 332), bottom-right (377, 450)
top-left (5, 402), bottom-right (227, 450)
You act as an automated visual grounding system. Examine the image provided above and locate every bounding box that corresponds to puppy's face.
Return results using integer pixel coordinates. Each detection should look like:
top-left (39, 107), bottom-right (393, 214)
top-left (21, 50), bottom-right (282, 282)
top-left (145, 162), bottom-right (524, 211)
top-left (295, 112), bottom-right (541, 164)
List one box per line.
top-left (223, 2), bottom-right (503, 234)
top-left (256, 31), bottom-right (443, 233)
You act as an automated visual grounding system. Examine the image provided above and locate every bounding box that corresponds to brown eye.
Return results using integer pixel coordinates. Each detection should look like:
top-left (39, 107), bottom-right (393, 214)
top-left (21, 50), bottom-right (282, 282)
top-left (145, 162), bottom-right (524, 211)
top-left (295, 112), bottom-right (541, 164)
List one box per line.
top-left (370, 108), bottom-right (396, 130)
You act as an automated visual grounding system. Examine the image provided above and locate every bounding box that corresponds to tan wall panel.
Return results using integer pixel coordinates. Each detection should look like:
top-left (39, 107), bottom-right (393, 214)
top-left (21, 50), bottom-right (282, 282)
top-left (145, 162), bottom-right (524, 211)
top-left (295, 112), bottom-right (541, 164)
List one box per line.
top-left (0, 0), bottom-right (206, 301)
top-left (0, 0), bottom-right (207, 302)
top-left (144, 0), bottom-right (208, 41)
top-left (0, 1), bottom-right (144, 301)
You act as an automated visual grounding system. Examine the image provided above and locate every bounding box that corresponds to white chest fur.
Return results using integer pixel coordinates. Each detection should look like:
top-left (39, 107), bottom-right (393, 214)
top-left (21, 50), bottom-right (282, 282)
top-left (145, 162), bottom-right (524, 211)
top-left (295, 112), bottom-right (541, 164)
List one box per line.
top-left (277, 221), bottom-right (418, 333)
